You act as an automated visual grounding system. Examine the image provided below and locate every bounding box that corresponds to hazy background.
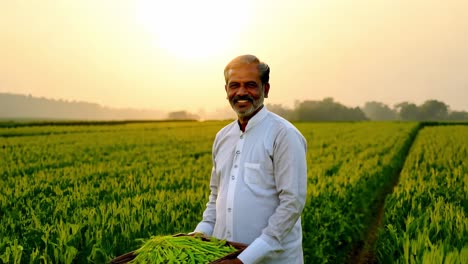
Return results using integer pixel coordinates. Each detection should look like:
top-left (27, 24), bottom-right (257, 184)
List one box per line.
top-left (1, 0), bottom-right (468, 119)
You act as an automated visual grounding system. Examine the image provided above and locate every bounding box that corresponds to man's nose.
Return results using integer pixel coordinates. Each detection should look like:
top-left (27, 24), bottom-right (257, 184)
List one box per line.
top-left (237, 85), bottom-right (248, 95)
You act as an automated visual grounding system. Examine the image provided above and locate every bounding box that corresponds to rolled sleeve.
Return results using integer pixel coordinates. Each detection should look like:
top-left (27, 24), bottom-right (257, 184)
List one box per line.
top-left (194, 222), bottom-right (213, 236)
top-left (237, 236), bottom-right (279, 264)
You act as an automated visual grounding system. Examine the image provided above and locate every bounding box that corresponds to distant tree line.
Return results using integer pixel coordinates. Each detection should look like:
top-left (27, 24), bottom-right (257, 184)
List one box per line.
top-left (0, 93), bottom-right (165, 120)
top-left (1, 92), bottom-right (467, 121)
top-left (267, 98), bottom-right (468, 121)
top-left (167, 111), bottom-right (200, 120)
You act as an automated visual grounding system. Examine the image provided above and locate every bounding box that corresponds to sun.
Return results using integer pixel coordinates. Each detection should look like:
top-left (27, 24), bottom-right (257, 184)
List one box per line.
top-left (135, 0), bottom-right (250, 60)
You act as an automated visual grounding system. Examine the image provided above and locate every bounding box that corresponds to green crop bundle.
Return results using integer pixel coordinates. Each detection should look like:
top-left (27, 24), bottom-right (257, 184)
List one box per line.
top-left (130, 235), bottom-right (237, 263)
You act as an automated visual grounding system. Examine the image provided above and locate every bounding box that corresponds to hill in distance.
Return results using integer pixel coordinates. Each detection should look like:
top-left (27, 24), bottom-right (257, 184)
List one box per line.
top-left (0, 93), bottom-right (167, 121)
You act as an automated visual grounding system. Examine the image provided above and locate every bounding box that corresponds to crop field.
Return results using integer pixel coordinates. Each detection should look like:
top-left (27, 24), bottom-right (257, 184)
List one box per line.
top-left (0, 121), bottom-right (466, 263)
top-left (375, 126), bottom-right (467, 263)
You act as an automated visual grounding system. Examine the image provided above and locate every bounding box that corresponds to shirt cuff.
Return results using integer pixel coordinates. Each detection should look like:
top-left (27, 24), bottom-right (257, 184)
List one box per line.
top-left (237, 236), bottom-right (276, 264)
top-left (193, 222), bottom-right (214, 236)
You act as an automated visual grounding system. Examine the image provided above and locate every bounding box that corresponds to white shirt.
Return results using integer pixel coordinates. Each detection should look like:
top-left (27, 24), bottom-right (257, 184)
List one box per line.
top-left (195, 107), bottom-right (307, 264)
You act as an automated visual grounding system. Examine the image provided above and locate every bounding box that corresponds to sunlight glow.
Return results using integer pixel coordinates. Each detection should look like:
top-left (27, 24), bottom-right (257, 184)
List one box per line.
top-left (135, 0), bottom-right (250, 60)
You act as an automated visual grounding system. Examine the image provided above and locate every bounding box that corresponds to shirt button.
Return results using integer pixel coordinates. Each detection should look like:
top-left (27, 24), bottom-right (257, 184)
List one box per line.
top-left (227, 208), bottom-right (232, 212)
top-left (231, 175), bottom-right (235, 180)
top-left (234, 165), bottom-right (238, 168)
top-left (236, 150), bottom-right (240, 154)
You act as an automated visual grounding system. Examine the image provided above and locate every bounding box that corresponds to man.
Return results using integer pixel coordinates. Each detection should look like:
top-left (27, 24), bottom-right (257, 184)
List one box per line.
top-left (194, 55), bottom-right (307, 263)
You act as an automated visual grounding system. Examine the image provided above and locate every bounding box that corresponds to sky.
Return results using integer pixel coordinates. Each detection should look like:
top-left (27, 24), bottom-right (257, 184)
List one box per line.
top-left (1, 0), bottom-right (468, 115)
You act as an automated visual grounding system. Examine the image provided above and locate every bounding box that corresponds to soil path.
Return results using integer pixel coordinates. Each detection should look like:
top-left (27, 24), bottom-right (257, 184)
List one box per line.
top-left (347, 125), bottom-right (422, 264)
top-left (347, 176), bottom-right (400, 264)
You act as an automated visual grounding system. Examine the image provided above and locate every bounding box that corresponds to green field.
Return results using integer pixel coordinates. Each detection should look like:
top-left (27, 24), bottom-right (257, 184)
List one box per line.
top-left (375, 126), bottom-right (468, 263)
top-left (0, 121), bottom-right (466, 263)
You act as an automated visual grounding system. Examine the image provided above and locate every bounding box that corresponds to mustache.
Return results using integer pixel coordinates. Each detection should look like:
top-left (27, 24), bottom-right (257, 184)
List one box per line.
top-left (232, 95), bottom-right (254, 103)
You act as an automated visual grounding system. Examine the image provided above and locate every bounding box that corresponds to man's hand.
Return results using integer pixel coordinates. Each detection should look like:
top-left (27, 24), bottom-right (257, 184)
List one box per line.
top-left (186, 231), bottom-right (210, 241)
top-left (218, 258), bottom-right (243, 264)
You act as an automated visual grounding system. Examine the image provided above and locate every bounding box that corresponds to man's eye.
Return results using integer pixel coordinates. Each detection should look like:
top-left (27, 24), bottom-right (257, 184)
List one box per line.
top-left (246, 83), bottom-right (257, 88)
top-left (229, 83), bottom-right (239, 88)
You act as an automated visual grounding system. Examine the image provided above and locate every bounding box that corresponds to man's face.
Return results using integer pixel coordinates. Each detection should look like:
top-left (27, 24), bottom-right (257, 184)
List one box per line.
top-left (225, 64), bottom-right (270, 119)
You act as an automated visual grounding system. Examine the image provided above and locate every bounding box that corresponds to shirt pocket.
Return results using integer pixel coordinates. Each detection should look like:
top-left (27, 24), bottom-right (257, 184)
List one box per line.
top-left (244, 162), bottom-right (275, 189)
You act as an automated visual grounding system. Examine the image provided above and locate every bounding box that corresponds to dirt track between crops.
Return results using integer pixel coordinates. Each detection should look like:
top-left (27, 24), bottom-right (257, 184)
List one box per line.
top-left (346, 125), bottom-right (422, 264)
top-left (347, 190), bottom-right (389, 263)
top-left (346, 169), bottom-right (403, 264)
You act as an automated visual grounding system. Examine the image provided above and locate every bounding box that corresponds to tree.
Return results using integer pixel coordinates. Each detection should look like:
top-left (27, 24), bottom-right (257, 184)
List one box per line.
top-left (395, 102), bottom-right (420, 120)
top-left (362, 101), bottom-right (397, 120)
top-left (266, 104), bottom-right (294, 120)
top-left (447, 111), bottom-right (468, 121)
top-left (418, 100), bottom-right (449, 120)
top-left (167, 111), bottom-right (199, 120)
top-left (294, 97), bottom-right (367, 121)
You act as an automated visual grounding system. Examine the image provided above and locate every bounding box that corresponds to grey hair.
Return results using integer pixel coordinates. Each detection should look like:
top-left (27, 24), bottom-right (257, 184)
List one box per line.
top-left (224, 54), bottom-right (270, 84)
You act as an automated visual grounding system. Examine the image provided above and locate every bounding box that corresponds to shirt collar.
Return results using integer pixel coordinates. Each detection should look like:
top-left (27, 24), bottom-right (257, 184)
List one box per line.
top-left (238, 106), bottom-right (269, 133)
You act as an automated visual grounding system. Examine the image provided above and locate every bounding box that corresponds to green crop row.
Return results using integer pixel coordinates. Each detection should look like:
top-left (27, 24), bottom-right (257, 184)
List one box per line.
top-left (375, 126), bottom-right (468, 263)
top-left (1, 121), bottom-right (419, 263)
top-left (0, 121), bottom-right (224, 263)
top-left (298, 122), bottom-right (419, 263)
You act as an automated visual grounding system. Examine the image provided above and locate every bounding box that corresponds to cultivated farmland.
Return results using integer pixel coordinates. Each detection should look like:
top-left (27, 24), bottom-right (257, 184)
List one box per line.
top-left (375, 126), bottom-right (468, 263)
top-left (0, 121), bottom-right (466, 263)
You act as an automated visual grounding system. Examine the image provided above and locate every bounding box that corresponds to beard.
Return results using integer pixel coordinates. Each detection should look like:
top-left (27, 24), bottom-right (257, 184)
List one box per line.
top-left (229, 93), bottom-right (265, 118)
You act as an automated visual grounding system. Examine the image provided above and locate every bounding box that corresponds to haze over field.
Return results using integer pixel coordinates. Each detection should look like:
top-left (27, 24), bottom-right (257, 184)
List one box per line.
top-left (1, 0), bottom-right (468, 115)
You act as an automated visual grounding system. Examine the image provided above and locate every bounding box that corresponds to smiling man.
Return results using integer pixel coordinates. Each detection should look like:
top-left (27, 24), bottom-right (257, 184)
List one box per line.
top-left (194, 55), bottom-right (307, 264)
top-left (224, 56), bottom-right (270, 131)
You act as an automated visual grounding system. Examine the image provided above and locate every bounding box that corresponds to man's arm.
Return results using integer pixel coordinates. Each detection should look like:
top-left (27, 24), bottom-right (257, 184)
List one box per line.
top-left (194, 165), bottom-right (218, 235)
top-left (238, 127), bottom-right (307, 263)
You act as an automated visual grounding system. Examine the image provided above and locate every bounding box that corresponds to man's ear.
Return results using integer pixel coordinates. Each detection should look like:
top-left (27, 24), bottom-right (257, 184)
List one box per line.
top-left (263, 83), bottom-right (270, 98)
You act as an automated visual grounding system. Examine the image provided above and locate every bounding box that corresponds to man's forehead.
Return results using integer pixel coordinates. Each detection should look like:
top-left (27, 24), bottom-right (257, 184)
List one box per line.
top-left (228, 62), bottom-right (259, 71)
top-left (227, 64), bottom-right (260, 80)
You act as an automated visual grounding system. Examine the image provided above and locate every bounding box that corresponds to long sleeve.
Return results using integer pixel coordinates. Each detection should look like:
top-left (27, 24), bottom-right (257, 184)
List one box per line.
top-left (238, 127), bottom-right (307, 263)
top-left (266, 127), bottom-right (307, 241)
top-left (194, 165), bottom-right (218, 236)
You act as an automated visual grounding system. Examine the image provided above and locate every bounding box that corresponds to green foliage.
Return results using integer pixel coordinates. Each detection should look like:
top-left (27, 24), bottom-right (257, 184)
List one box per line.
top-left (298, 122), bottom-right (419, 263)
top-left (375, 126), bottom-right (468, 263)
top-left (1, 121), bottom-right (463, 263)
top-left (0, 121), bottom-right (223, 263)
